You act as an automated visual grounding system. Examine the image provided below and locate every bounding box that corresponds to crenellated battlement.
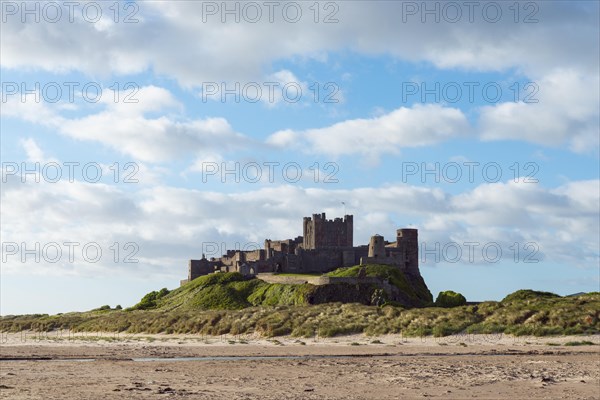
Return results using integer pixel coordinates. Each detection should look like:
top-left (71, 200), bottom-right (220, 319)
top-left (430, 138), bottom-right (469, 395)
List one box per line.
top-left (303, 212), bottom-right (353, 249)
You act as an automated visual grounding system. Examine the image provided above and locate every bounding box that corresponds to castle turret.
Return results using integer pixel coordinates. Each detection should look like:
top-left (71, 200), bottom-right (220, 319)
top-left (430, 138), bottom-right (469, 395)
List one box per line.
top-left (368, 235), bottom-right (385, 258)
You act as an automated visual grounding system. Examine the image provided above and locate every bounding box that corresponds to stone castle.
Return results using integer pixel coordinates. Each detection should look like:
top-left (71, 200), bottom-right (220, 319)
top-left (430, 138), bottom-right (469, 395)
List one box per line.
top-left (182, 213), bottom-right (420, 286)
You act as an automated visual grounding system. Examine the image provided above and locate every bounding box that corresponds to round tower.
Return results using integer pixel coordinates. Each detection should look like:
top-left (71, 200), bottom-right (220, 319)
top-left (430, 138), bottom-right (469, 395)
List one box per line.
top-left (368, 235), bottom-right (385, 258)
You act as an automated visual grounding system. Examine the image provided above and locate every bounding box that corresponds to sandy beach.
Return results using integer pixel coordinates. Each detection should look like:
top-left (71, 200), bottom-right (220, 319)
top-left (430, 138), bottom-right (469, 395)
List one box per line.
top-left (0, 332), bottom-right (598, 399)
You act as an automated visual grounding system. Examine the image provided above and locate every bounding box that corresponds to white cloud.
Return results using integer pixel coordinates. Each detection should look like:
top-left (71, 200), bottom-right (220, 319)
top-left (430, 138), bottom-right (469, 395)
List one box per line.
top-left (479, 69), bottom-right (600, 153)
top-left (198, 69), bottom-right (314, 107)
top-left (2, 86), bottom-right (249, 163)
top-left (2, 2), bottom-right (597, 84)
top-left (263, 69), bottom-right (307, 106)
top-left (20, 138), bottom-right (48, 163)
top-left (266, 104), bottom-right (470, 162)
top-left (2, 3), bottom-right (597, 158)
top-left (267, 67), bottom-right (599, 158)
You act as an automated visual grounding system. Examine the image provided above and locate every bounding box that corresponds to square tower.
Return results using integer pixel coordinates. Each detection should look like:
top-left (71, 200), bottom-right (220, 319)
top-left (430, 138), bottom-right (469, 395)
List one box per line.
top-left (396, 228), bottom-right (418, 274)
top-left (303, 213), bottom-right (353, 249)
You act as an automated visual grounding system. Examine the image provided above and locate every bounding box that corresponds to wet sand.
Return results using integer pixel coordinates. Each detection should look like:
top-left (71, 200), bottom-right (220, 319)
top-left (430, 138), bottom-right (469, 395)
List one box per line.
top-left (1, 333), bottom-right (598, 399)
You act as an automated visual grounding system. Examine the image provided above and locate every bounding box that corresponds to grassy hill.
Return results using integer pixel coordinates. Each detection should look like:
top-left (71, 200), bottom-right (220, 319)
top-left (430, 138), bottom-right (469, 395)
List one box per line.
top-left (1, 267), bottom-right (598, 338)
top-left (129, 264), bottom-right (432, 311)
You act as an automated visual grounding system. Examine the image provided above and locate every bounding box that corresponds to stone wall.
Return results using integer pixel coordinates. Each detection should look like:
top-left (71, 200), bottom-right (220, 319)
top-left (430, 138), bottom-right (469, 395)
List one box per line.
top-left (244, 249), bottom-right (265, 262)
top-left (189, 259), bottom-right (217, 281)
top-left (256, 274), bottom-right (323, 285)
top-left (257, 273), bottom-right (386, 287)
top-left (296, 248), bottom-right (344, 272)
top-left (265, 237), bottom-right (302, 255)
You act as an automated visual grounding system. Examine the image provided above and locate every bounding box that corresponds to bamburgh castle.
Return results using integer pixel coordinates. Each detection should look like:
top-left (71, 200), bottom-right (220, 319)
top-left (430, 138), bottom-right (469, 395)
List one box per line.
top-left (182, 213), bottom-right (420, 285)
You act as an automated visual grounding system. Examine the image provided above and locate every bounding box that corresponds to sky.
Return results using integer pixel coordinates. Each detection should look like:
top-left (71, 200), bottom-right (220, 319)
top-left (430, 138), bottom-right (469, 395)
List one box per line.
top-left (1, 0), bottom-right (599, 315)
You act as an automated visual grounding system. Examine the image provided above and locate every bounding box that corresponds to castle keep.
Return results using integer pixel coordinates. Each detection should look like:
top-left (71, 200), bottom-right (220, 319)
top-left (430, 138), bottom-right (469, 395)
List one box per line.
top-left (183, 213), bottom-right (420, 285)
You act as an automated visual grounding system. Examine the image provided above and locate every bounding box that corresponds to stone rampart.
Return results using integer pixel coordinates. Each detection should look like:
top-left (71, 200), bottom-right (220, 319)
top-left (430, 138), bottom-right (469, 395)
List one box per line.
top-left (256, 273), bottom-right (384, 287)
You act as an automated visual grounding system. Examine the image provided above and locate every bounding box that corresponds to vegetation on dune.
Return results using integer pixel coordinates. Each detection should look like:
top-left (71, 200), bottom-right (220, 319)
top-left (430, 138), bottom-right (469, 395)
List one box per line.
top-left (465, 289), bottom-right (600, 336)
top-left (1, 290), bottom-right (598, 338)
top-left (501, 289), bottom-right (561, 303)
top-left (564, 340), bottom-right (595, 346)
top-left (2, 267), bottom-right (597, 338)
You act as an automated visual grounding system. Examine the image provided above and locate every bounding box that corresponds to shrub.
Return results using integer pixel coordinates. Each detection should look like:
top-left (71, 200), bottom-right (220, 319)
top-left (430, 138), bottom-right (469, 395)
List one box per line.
top-left (131, 288), bottom-right (171, 310)
top-left (564, 341), bottom-right (595, 346)
top-left (435, 291), bottom-right (467, 308)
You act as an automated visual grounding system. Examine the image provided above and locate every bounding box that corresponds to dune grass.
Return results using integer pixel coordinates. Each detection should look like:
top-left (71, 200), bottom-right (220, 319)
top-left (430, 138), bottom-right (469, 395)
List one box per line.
top-left (1, 268), bottom-right (597, 338)
top-left (1, 291), bottom-right (598, 338)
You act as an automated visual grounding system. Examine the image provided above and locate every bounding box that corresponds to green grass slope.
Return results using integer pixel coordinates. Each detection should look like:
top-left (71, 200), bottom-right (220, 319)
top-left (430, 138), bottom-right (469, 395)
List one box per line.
top-left (130, 272), bottom-right (319, 311)
top-left (143, 273), bottom-right (263, 311)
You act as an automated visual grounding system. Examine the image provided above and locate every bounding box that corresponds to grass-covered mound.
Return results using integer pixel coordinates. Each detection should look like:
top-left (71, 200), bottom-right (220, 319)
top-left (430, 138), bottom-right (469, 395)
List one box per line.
top-left (130, 272), bottom-right (322, 311)
top-left (132, 273), bottom-right (266, 311)
top-left (501, 289), bottom-right (561, 303)
top-left (435, 291), bottom-right (467, 308)
top-left (129, 264), bottom-right (433, 311)
top-left (326, 264), bottom-right (433, 306)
